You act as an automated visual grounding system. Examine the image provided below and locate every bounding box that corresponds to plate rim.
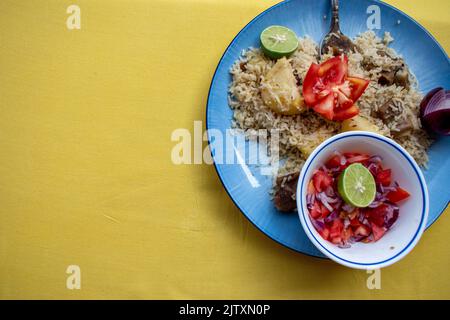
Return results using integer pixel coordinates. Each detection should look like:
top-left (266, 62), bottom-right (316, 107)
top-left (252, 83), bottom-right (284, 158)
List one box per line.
top-left (205, 0), bottom-right (449, 258)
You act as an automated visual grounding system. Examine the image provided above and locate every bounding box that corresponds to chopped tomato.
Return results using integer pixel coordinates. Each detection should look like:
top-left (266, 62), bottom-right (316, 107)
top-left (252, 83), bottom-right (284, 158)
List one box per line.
top-left (387, 187), bottom-right (410, 203)
top-left (367, 204), bottom-right (388, 227)
top-left (350, 217), bottom-right (361, 227)
top-left (312, 170), bottom-right (333, 192)
top-left (302, 56), bottom-right (369, 121)
top-left (320, 203), bottom-right (332, 219)
top-left (319, 227), bottom-right (330, 241)
top-left (371, 223), bottom-right (386, 242)
top-left (329, 219), bottom-right (344, 239)
top-left (326, 155), bottom-right (342, 168)
top-left (376, 169), bottom-right (392, 187)
top-left (342, 226), bottom-right (354, 242)
top-left (307, 181), bottom-right (316, 195)
top-left (309, 201), bottom-right (322, 219)
top-left (354, 224), bottom-right (371, 237)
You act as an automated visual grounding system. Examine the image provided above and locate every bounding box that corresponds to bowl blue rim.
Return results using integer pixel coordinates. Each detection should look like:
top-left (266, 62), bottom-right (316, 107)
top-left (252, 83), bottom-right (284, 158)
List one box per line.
top-left (205, 0), bottom-right (449, 258)
top-left (298, 132), bottom-right (428, 267)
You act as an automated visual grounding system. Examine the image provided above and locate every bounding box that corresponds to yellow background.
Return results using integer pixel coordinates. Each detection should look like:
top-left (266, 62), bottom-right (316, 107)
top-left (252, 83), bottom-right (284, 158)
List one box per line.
top-left (0, 0), bottom-right (449, 299)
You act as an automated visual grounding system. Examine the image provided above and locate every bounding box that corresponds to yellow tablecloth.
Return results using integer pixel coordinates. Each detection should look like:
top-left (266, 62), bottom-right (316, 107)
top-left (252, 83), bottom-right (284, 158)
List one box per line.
top-left (0, 0), bottom-right (449, 299)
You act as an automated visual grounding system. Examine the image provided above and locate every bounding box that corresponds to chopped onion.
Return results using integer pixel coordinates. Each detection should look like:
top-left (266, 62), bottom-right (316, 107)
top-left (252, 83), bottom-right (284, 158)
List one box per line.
top-left (312, 219), bottom-right (325, 231)
top-left (325, 186), bottom-right (335, 197)
top-left (306, 194), bottom-right (315, 208)
top-left (324, 210), bottom-right (339, 224)
top-left (318, 193), bottom-right (334, 212)
top-left (368, 201), bottom-right (382, 208)
top-left (342, 203), bottom-right (355, 213)
top-left (368, 155), bottom-right (383, 163)
top-left (420, 87), bottom-right (450, 136)
top-left (343, 218), bottom-right (350, 229)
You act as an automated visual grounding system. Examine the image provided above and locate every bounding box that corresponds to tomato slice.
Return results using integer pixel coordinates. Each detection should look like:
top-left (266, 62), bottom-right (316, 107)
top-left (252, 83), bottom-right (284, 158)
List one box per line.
top-left (312, 94), bottom-right (334, 120)
top-left (332, 104), bottom-right (359, 121)
top-left (312, 170), bottom-right (333, 192)
top-left (371, 223), bottom-right (386, 242)
top-left (347, 77), bottom-right (370, 101)
top-left (309, 201), bottom-right (322, 219)
top-left (376, 169), bottom-right (392, 187)
top-left (387, 188), bottom-right (410, 203)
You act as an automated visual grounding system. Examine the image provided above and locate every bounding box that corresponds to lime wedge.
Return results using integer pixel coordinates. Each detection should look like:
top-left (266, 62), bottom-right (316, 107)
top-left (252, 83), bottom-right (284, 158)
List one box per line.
top-left (338, 163), bottom-right (376, 208)
top-left (260, 26), bottom-right (299, 59)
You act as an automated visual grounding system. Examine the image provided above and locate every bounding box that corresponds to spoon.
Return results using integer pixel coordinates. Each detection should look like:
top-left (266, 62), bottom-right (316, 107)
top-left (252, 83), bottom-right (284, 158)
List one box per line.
top-left (320, 0), bottom-right (356, 58)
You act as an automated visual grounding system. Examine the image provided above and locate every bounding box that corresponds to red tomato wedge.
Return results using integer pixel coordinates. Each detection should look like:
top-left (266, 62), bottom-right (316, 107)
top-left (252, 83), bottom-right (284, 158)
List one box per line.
top-left (347, 77), bottom-right (370, 101)
top-left (332, 104), bottom-right (360, 121)
top-left (387, 187), bottom-right (411, 203)
top-left (317, 56), bottom-right (348, 84)
top-left (312, 93), bottom-right (334, 120)
top-left (302, 56), bottom-right (369, 121)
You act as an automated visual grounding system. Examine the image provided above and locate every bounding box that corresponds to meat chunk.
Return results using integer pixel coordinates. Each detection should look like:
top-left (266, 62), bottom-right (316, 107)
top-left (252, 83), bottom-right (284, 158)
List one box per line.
top-left (274, 172), bottom-right (300, 212)
top-left (377, 99), bottom-right (414, 137)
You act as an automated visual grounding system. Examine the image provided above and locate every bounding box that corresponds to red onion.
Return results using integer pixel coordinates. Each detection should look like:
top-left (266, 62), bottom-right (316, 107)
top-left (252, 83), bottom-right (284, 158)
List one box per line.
top-left (324, 210), bottom-right (339, 224)
top-left (420, 87), bottom-right (450, 135)
top-left (312, 219), bottom-right (325, 231)
top-left (342, 203), bottom-right (355, 213)
top-left (325, 186), bottom-right (335, 197)
top-left (306, 193), bottom-right (315, 208)
top-left (368, 201), bottom-right (382, 208)
top-left (317, 193), bottom-right (334, 212)
top-left (351, 235), bottom-right (366, 243)
top-left (368, 155), bottom-right (383, 163)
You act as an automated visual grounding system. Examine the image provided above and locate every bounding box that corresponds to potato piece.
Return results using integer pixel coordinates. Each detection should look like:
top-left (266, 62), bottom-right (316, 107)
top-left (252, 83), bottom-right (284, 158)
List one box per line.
top-left (341, 115), bottom-right (381, 134)
top-left (261, 57), bottom-right (305, 115)
top-left (297, 133), bottom-right (330, 157)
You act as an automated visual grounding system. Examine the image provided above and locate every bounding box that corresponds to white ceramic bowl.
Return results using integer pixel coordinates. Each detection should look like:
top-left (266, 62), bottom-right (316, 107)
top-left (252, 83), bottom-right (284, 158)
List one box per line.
top-left (296, 131), bottom-right (429, 269)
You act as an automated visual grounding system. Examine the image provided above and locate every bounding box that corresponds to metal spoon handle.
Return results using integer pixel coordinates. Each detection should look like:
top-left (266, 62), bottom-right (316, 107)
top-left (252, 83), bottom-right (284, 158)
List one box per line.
top-left (330, 0), bottom-right (341, 33)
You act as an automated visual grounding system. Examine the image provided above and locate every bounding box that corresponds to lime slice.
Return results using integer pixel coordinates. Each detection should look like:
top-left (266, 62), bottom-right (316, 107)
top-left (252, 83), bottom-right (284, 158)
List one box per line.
top-left (338, 163), bottom-right (376, 208)
top-left (260, 26), bottom-right (299, 59)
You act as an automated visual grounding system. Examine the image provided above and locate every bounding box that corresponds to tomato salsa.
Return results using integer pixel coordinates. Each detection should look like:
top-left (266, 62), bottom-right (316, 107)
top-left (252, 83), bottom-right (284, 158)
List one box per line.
top-left (307, 152), bottom-right (410, 248)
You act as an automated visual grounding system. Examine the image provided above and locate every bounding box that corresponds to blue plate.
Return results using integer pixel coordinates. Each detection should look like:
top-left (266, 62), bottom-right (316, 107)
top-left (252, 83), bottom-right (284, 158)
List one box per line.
top-left (206, 0), bottom-right (450, 258)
